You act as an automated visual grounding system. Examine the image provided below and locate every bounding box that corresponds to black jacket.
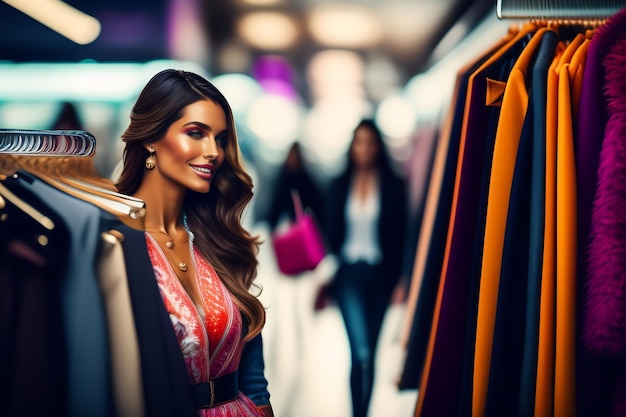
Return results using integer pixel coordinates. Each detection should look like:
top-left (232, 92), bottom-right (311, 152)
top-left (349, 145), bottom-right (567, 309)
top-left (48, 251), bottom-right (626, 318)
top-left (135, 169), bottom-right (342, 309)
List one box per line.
top-left (326, 169), bottom-right (408, 293)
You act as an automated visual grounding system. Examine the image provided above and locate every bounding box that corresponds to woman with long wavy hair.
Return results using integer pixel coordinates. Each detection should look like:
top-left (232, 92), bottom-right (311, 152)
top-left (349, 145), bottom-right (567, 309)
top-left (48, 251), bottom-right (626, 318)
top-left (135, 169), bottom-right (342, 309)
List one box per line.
top-left (116, 68), bottom-right (273, 417)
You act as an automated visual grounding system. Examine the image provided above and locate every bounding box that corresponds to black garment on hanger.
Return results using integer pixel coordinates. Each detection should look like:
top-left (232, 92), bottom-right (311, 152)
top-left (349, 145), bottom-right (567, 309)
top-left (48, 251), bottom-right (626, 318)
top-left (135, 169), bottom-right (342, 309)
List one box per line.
top-left (0, 173), bottom-right (71, 417)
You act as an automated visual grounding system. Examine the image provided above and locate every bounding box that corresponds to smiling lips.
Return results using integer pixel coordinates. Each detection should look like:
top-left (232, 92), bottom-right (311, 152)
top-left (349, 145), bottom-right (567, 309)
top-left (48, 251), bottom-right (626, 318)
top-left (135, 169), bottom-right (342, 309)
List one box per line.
top-left (190, 164), bottom-right (215, 179)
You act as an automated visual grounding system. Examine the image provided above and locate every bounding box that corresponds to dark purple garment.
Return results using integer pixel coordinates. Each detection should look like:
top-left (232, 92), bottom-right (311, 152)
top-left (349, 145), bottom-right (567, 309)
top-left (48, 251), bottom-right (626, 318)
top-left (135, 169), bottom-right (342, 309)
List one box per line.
top-left (579, 6), bottom-right (626, 417)
top-left (582, 7), bottom-right (626, 357)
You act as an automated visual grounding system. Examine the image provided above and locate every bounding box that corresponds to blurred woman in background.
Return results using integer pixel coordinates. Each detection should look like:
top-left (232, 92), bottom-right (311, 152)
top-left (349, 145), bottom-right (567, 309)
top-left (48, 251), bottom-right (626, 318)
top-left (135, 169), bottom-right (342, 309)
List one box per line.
top-left (326, 118), bottom-right (408, 417)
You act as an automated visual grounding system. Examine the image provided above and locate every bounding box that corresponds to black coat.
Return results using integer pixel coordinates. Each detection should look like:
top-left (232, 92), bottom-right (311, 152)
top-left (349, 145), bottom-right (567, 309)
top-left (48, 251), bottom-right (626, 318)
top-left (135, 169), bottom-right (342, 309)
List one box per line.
top-left (326, 169), bottom-right (408, 294)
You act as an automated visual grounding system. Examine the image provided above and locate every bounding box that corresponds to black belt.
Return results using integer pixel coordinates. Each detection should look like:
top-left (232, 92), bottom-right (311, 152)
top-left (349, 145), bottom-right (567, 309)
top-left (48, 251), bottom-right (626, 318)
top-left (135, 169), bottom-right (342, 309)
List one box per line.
top-left (191, 371), bottom-right (239, 409)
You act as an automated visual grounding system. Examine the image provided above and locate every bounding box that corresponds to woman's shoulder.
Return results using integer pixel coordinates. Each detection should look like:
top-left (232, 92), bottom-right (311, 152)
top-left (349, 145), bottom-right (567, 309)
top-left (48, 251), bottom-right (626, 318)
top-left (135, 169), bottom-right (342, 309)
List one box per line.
top-left (328, 175), bottom-right (350, 197)
top-left (381, 168), bottom-right (405, 187)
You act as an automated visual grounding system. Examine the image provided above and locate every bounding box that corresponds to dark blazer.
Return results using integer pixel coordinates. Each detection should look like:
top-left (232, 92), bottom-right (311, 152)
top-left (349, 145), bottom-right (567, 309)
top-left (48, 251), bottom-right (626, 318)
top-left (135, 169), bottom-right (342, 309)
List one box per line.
top-left (326, 168), bottom-right (408, 294)
top-left (0, 174), bottom-right (71, 417)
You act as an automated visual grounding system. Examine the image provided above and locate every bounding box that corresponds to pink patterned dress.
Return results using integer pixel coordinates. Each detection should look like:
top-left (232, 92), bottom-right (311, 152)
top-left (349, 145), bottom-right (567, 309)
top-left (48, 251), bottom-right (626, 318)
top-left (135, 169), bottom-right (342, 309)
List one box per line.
top-left (146, 234), bottom-right (264, 417)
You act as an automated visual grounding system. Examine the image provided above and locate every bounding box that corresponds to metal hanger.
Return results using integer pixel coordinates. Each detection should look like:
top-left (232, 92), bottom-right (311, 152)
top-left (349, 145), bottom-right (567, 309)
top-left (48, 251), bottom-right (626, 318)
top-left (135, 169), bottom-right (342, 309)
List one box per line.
top-left (0, 129), bottom-right (146, 225)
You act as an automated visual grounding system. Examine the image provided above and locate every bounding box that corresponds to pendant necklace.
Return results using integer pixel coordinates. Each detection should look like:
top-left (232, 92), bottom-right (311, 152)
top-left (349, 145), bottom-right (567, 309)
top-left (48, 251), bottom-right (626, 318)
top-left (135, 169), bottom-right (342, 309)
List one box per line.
top-left (148, 229), bottom-right (189, 272)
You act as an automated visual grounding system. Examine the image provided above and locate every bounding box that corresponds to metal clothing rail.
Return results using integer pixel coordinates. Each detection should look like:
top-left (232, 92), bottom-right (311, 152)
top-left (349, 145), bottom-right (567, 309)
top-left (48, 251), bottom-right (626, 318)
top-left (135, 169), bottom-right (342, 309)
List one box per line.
top-left (497, 0), bottom-right (626, 19)
top-left (0, 129), bottom-right (96, 156)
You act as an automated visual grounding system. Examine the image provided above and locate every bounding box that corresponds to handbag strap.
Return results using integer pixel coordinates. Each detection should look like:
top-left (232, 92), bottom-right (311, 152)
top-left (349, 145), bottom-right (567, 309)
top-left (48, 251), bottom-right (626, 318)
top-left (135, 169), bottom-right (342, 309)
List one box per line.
top-left (290, 189), bottom-right (303, 220)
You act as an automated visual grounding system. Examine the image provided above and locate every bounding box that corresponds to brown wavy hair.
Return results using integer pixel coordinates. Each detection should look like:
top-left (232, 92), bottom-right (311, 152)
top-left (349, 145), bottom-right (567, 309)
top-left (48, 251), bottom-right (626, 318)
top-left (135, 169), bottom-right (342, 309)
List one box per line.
top-left (116, 69), bottom-right (264, 341)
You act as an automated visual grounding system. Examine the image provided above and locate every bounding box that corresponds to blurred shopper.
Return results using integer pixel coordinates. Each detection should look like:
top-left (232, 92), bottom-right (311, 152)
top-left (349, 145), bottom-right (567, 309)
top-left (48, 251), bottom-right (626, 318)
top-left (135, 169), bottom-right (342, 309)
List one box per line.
top-left (51, 101), bottom-right (83, 130)
top-left (326, 119), bottom-right (408, 417)
top-left (266, 141), bottom-right (326, 232)
top-left (262, 140), bottom-right (329, 416)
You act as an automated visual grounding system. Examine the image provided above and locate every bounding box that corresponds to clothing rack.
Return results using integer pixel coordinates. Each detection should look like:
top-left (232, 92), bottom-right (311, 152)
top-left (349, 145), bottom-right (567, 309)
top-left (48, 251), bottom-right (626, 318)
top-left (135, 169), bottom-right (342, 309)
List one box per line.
top-left (497, 0), bottom-right (626, 19)
top-left (0, 129), bottom-right (96, 156)
top-left (0, 130), bottom-right (147, 221)
top-left (399, 4), bottom-right (626, 416)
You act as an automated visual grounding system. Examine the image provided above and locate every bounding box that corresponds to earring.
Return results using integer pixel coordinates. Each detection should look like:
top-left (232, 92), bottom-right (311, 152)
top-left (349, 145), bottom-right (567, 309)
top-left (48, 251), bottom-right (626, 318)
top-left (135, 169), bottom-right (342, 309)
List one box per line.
top-left (145, 146), bottom-right (156, 170)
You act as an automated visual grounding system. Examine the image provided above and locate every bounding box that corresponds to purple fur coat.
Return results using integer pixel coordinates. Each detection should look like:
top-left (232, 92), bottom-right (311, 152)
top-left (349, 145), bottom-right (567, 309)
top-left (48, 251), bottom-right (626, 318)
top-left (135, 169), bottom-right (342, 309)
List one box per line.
top-left (581, 7), bottom-right (626, 416)
top-left (583, 11), bottom-right (626, 357)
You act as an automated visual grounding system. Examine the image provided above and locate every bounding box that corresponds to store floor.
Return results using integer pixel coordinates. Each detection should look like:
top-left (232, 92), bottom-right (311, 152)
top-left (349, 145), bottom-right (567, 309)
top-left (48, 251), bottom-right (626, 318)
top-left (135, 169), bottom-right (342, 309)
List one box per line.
top-left (254, 224), bottom-right (419, 417)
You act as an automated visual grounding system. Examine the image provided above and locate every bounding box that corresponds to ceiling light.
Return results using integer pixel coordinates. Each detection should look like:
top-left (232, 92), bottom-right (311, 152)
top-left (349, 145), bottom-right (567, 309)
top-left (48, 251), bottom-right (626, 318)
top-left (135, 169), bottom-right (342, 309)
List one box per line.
top-left (308, 5), bottom-right (382, 49)
top-left (306, 50), bottom-right (365, 101)
top-left (375, 94), bottom-right (416, 141)
top-left (3, 0), bottom-right (101, 45)
top-left (246, 94), bottom-right (302, 148)
top-left (236, 12), bottom-right (299, 51)
top-left (380, 1), bottom-right (448, 54)
top-left (211, 73), bottom-right (264, 118)
top-left (0, 60), bottom-right (206, 102)
top-left (237, 0), bottom-right (284, 5)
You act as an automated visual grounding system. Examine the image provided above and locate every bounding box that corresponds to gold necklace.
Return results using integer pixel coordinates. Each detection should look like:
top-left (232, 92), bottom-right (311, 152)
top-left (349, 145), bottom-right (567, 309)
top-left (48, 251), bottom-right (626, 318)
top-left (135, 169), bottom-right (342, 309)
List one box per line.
top-left (147, 229), bottom-right (189, 272)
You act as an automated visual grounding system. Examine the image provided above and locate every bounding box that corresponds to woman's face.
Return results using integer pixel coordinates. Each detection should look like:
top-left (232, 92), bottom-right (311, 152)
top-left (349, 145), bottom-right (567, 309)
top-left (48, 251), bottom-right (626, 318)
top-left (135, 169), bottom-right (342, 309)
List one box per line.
top-left (149, 99), bottom-right (227, 194)
top-left (350, 126), bottom-right (380, 169)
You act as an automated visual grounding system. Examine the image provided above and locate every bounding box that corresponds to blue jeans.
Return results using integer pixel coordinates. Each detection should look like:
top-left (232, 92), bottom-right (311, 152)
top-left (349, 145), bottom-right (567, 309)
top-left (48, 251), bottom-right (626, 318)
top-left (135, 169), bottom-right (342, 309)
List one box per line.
top-left (333, 261), bottom-right (389, 417)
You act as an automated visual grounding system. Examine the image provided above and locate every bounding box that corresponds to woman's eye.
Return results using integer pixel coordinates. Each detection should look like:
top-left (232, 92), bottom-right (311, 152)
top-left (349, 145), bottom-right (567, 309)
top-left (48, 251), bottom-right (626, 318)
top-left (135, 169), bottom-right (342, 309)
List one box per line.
top-left (216, 135), bottom-right (227, 147)
top-left (187, 130), bottom-right (203, 139)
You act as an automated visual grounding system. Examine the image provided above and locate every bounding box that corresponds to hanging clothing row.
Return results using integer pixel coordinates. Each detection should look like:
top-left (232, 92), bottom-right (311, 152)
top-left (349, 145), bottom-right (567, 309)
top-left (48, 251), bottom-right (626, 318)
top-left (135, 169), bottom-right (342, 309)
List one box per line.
top-left (397, 5), bottom-right (626, 417)
top-left (0, 131), bottom-right (199, 417)
top-left (0, 129), bottom-right (97, 156)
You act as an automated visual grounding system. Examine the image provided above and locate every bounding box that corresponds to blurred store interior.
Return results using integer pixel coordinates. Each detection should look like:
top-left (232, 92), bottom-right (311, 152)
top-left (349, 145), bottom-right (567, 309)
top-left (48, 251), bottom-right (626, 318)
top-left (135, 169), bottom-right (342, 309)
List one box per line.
top-left (0, 1), bottom-right (512, 416)
top-left (7, 0), bottom-right (626, 416)
top-left (0, 0), bottom-right (514, 220)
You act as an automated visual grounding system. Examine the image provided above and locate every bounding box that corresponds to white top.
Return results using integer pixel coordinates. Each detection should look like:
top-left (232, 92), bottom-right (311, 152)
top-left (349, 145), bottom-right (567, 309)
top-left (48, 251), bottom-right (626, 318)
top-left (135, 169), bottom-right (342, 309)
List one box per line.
top-left (340, 183), bottom-right (382, 265)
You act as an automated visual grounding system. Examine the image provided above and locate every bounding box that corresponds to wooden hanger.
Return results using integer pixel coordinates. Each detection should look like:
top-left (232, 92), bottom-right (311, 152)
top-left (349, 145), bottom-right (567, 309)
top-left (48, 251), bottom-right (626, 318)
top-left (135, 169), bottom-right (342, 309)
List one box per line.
top-left (0, 129), bottom-right (146, 229)
top-left (10, 157), bottom-right (145, 229)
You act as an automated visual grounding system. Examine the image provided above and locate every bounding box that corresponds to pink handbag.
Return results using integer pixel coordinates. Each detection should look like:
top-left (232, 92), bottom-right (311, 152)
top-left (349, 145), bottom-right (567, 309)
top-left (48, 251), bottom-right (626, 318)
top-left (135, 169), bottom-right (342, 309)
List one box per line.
top-left (271, 190), bottom-right (326, 275)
